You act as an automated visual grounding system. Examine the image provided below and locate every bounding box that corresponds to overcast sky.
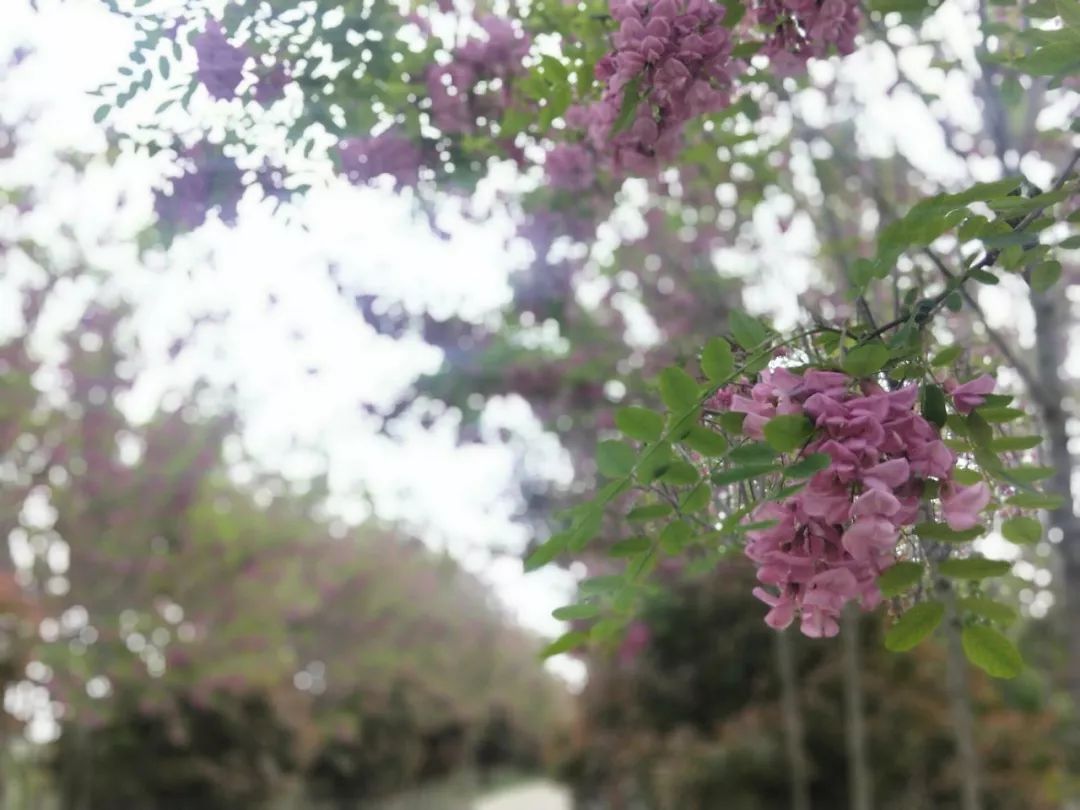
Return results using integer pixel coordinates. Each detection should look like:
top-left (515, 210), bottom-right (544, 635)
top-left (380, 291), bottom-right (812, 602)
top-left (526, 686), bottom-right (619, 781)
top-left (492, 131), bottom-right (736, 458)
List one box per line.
top-left (1, 0), bottom-right (591, 684)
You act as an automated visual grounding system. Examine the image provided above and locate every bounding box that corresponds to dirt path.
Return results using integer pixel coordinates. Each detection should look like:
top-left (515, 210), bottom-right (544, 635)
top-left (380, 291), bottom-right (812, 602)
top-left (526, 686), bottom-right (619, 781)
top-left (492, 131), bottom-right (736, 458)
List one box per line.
top-left (474, 780), bottom-right (572, 810)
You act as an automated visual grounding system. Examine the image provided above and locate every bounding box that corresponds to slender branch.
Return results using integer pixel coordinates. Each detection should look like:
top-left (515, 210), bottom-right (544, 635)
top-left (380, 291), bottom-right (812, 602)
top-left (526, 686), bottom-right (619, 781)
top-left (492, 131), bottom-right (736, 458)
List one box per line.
top-left (862, 148), bottom-right (1080, 343)
top-left (921, 248), bottom-right (1047, 405)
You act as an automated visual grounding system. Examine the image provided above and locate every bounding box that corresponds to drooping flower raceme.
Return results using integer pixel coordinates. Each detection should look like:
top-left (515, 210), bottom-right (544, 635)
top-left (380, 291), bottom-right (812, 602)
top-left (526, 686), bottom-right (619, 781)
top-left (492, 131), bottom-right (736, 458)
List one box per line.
top-left (708, 368), bottom-right (991, 638)
top-left (338, 130), bottom-right (423, 189)
top-left (193, 20), bottom-right (248, 100)
top-left (427, 16), bottom-right (531, 135)
top-left (545, 143), bottom-right (597, 190)
top-left (153, 144), bottom-right (245, 231)
top-left (747, 0), bottom-right (861, 76)
top-left (561, 0), bottom-right (738, 177)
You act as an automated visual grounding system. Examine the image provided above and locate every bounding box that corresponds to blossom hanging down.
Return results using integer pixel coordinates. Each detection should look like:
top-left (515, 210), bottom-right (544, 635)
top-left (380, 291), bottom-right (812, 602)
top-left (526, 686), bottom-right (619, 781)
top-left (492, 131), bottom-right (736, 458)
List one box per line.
top-left (193, 20), bottom-right (248, 100)
top-left (747, 0), bottom-right (861, 76)
top-left (338, 130), bottom-right (423, 189)
top-left (561, 0), bottom-right (739, 177)
top-left (707, 368), bottom-right (990, 638)
top-left (427, 16), bottom-right (531, 135)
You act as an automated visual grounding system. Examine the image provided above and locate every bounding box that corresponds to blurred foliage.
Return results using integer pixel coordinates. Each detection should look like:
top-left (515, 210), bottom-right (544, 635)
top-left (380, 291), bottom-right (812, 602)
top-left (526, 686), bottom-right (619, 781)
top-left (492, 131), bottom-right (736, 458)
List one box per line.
top-left (0, 276), bottom-right (564, 807)
top-left (557, 562), bottom-right (1063, 810)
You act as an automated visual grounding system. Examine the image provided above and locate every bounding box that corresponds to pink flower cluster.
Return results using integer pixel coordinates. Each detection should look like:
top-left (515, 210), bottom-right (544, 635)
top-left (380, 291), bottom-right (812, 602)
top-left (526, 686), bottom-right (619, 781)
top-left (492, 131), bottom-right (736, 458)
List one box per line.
top-left (193, 20), bottom-right (248, 100)
top-left (545, 144), bottom-right (596, 190)
top-left (748, 0), bottom-right (860, 76)
top-left (427, 16), bottom-right (530, 135)
top-left (153, 144), bottom-right (245, 231)
top-left (193, 19), bottom-right (292, 103)
top-left (710, 368), bottom-right (992, 637)
top-left (338, 130), bottom-right (423, 189)
top-left (561, 0), bottom-right (738, 177)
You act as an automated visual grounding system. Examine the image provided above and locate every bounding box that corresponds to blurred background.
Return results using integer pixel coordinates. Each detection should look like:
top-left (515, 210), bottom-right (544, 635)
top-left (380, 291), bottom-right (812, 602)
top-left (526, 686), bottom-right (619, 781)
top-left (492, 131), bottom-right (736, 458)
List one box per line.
top-left (1, 0), bottom-right (1076, 808)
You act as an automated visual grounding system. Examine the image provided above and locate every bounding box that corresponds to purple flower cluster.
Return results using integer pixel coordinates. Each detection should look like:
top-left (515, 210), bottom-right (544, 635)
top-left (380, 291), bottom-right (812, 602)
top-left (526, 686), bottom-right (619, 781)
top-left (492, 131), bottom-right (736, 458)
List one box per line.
top-left (153, 144), bottom-right (245, 231)
top-left (544, 144), bottom-right (596, 190)
top-left (193, 20), bottom-right (248, 100)
top-left (253, 62), bottom-right (290, 105)
top-left (709, 368), bottom-right (992, 637)
top-left (561, 0), bottom-right (738, 177)
top-left (749, 0), bottom-right (860, 76)
top-left (427, 16), bottom-right (530, 134)
top-left (338, 130), bottom-right (423, 189)
top-left (193, 19), bottom-right (291, 103)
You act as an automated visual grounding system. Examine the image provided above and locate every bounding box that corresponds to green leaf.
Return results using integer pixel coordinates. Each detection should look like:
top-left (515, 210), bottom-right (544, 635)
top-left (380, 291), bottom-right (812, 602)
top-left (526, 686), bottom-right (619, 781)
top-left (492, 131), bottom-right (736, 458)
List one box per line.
top-left (719, 411), bottom-right (746, 434)
top-left (991, 435), bottom-right (1042, 452)
top-left (159, 54), bottom-right (170, 80)
top-left (978, 406), bottom-right (1025, 423)
top-left (878, 561), bottom-right (924, 598)
top-left (541, 630), bottom-right (589, 658)
top-left (920, 383), bottom-right (948, 429)
top-left (1001, 515), bottom-right (1042, 545)
top-left (1031, 260), bottom-right (1062, 292)
top-left (93, 104), bottom-right (110, 123)
top-left (580, 575), bottom-right (624, 594)
top-left (660, 520), bottom-right (692, 554)
top-left (730, 441), bottom-right (778, 464)
top-left (610, 536), bottom-right (652, 556)
top-left (843, 343), bottom-right (890, 377)
top-left (616, 406), bottom-right (664, 442)
top-left (959, 597), bottom-right (1018, 625)
top-left (682, 425), bottom-right (729, 456)
top-left (637, 442), bottom-right (674, 483)
top-left (885, 601), bottom-right (945, 652)
top-left (728, 311), bottom-right (769, 350)
top-left (938, 557), bottom-right (1012, 580)
top-left (953, 467), bottom-right (984, 485)
top-left (931, 345), bottom-right (963, 366)
top-left (1005, 464), bottom-right (1055, 483)
top-left (658, 367), bottom-right (701, 413)
top-left (611, 76), bottom-right (643, 135)
top-left (680, 482), bottom-right (711, 512)
top-left (763, 414), bottom-right (814, 453)
top-left (966, 411), bottom-right (994, 449)
top-left (661, 460), bottom-right (699, 485)
top-left (701, 337), bottom-right (735, 382)
top-left (785, 453), bottom-right (832, 479)
top-left (524, 532), bottom-right (568, 571)
top-left (1012, 40), bottom-right (1080, 77)
top-left (568, 507), bottom-right (604, 551)
top-left (962, 625), bottom-right (1023, 678)
top-left (553, 602), bottom-right (600, 620)
top-left (597, 440), bottom-right (636, 478)
top-left (1005, 492), bottom-right (1064, 509)
top-left (627, 502), bottom-right (674, 522)
top-left (915, 522), bottom-right (986, 543)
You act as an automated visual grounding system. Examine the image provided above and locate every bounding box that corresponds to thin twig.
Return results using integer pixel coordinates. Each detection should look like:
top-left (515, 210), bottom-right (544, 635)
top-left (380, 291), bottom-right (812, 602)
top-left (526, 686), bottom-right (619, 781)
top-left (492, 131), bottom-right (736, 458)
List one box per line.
top-left (921, 248), bottom-right (1048, 406)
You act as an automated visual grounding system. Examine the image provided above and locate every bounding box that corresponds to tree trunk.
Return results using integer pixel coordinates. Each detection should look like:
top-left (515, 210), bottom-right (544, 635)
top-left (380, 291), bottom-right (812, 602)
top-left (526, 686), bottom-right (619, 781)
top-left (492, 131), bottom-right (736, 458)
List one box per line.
top-left (1030, 287), bottom-right (1080, 794)
top-left (842, 605), bottom-right (872, 810)
top-left (776, 628), bottom-right (812, 810)
top-left (941, 580), bottom-right (982, 810)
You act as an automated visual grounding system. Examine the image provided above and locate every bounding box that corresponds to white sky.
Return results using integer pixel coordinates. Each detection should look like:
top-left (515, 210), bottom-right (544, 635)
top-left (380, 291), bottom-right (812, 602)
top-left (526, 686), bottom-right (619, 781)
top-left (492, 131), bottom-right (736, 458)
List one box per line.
top-left (1, 0), bottom-right (585, 684)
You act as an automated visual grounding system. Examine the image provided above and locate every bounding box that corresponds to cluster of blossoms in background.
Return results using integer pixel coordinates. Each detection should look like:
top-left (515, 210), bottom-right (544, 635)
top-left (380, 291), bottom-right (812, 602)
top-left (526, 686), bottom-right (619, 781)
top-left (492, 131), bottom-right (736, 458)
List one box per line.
top-left (153, 143), bottom-right (246, 231)
top-left (553, 0), bottom-right (738, 182)
top-left (707, 367), bottom-right (993, 637)
top-left (192, 19), bottom-right (291, 103)
top-left (338, 130), bottom-right (423, 190)
top-left (181, 0), bottom-right (866, 200)
top-left (427, 16), bottom-right (531, 135)
top-left (748, 0), bottom-right (861, 76)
